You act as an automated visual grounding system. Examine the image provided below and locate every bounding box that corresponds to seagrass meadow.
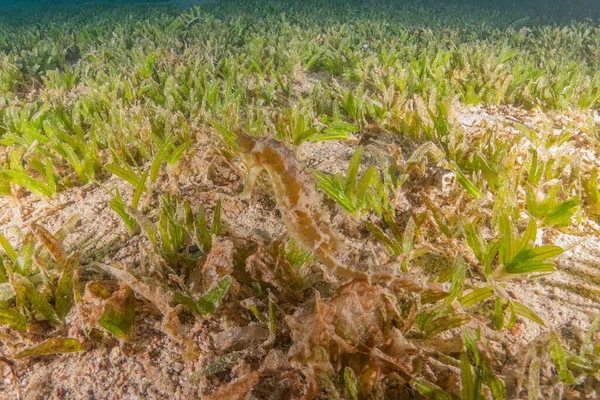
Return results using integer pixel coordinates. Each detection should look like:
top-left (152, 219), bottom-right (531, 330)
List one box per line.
top-left (1, 0), bottom-right (600, 398)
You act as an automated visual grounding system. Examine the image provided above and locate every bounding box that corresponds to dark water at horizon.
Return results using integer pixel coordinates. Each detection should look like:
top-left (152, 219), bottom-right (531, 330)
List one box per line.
top-left (0, 0), bottom-right (599, 24)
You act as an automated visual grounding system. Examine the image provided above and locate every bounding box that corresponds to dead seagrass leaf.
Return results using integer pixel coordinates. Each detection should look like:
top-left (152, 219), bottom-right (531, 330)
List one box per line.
top-left (285, 281), bottom-right (422, 398)
top-left (424, 314), bottom-right (471, 339)
top-left (251, 349), bottom-right (306, 400)
top-left (286, 290), bottom-right (334, 399)
top-left (200, 237), bottom-right (234, 291)
top-left (245, 242), bottom-right (282, 289)
top-left (244, 240), bottom-right (305, 301)
top-left (81, 281), bottom-right (113, 327)
top-left (291, 281), bottom-right (399, 355)
top-left (94, 263), bottom-right (198, 358)
top-left (98, 283), bottom-right (136, 341)
top-left (205, 370), bottom-right (259, 400)
top-left (213, 324), bottom-right (270, 354)
top-left (94, 262), bottom-right (172, 315)
top-left (31, 223), bottom-right (67, 268)
top-left (200, 351), bottom-right (243, 377)
top-left (162, 305), bottom-right (199, 361)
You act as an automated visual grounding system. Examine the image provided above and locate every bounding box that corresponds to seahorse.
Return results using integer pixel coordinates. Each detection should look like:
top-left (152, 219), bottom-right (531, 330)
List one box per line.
top-left (236, 133), bottom-right (446, 295)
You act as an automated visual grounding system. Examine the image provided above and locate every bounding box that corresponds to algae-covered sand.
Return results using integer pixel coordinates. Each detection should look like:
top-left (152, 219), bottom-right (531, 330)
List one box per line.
top-left (1, 1), bottom-right (600, 399)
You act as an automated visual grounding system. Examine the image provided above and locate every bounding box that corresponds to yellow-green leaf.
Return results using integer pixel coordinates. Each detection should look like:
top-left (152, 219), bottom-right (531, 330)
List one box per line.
top-left (98, 285), bottom-right (136, 341)
top-left (56, 254), bottom-right (78, 320)
top-left (197, 276), bottom-right (232, 316)
top-left (459, 286), bottom-right (494, 309)
top-left (13, 337), bottom-right (82, 359)
top-left (512, 301), bottom-right (545, 326)
top-left (0, 231), bottom-right (18, 265)
top-left (411, 378), bottom-right (451, 400)
top-left (0, 307), bottom-right (27, 331)
top-left (425, 314), bottom-right (471, 339)
top-left (13, 273), bottom-right (60, 325)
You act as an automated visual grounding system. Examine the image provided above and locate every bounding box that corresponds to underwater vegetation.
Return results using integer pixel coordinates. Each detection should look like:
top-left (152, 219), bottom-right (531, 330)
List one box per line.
top-left (1, 0), bottom-right (600, 398)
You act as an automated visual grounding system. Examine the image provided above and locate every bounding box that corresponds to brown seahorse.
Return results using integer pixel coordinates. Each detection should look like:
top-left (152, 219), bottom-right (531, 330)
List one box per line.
top-left (236, 133), bottom-right (446, 295)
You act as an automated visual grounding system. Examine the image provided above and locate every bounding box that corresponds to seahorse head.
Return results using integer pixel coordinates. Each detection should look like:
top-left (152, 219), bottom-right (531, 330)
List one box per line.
top-left (235, 130), bottom-right (257, 153)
